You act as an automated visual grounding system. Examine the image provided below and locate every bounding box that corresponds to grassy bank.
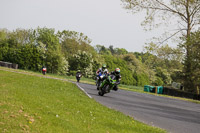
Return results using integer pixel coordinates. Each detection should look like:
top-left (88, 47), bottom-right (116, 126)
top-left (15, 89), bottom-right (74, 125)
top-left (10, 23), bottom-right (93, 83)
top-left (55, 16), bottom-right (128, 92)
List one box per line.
top-left (0, 70), bottom-right (165, 133)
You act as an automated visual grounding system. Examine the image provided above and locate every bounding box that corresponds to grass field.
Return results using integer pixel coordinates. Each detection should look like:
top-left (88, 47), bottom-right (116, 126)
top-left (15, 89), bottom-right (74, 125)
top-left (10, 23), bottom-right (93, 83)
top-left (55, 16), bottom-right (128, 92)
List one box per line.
top-left (0, 69), bottom-right (166, 133)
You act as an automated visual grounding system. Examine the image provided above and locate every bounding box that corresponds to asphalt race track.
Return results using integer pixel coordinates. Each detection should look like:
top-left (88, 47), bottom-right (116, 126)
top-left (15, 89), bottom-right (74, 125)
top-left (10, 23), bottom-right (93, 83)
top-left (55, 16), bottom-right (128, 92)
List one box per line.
top-left (77, 83), bottom-right (200, 133)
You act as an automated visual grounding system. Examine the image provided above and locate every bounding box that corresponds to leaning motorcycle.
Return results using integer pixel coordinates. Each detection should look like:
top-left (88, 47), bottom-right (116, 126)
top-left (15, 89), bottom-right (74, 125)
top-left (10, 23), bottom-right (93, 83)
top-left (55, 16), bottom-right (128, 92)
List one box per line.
top-left (98, 74), bottom-right (120, 96)
top-left (96, 72), bottom-right (108, 90)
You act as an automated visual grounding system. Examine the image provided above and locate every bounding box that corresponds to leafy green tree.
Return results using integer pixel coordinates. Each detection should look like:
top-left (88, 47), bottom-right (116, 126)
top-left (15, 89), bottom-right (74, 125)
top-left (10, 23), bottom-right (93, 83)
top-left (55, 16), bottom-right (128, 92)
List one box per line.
top-left (135, 73), bottom-right (150, 86)
top-left (115, 48), bottom-right (128, 55)
top-left (103, 55), bottom-right (136, 85)
top-left (16, 44), bottom-right (41, 71)
top-left (144, 43), bottom-right (183, 85)
top-left (69, 50), bottom-right (94, 78)
top-left (155, 67), bottom-right (171, 85)
top-left (121, 53), bottom-right (152, 85)
top-left (94, 45), bottom-right (112, 55)
top-left (35, 27), bottom-right (66, 74)
top-left (154, 77), bottom-right (164, 86)
top-left (183, 31), bottom-right (200, 92)
top-left (58, 30), bottom-right (96, 57)
top-left (0, 29), bottom-right (9, 61)
top-left (108, 45), bottom-right (128, 55)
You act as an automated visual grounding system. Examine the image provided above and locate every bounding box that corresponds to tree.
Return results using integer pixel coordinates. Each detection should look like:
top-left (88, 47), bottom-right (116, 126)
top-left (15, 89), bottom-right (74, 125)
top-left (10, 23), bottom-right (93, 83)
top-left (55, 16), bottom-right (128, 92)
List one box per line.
top-left (35, 27), bottom-right (67, 74)
top-left (69, 50), bottom-right (94, 78)
top-left (122, 0), bottom-right (200, 91)
top-left (144, 43), bottom-right (183, 70)
top-left (0, 29), bottom-right (9, 61)
top-left (115, 48), bottom-right (128, 55)
top-left (58, 30), bottom-right (96, 58)
top-left (109, 45), bottom-right (115, 54)
top-left (184, 31), bottom-right (200, 92)
top-left (94, 45), bottom-right (112, 55)
top-left (121, 53), bottom-right (153, 85)
top-left (103, 54), bottom-right (137, 85)
top-left (143, 43), bottom-right (183, 85)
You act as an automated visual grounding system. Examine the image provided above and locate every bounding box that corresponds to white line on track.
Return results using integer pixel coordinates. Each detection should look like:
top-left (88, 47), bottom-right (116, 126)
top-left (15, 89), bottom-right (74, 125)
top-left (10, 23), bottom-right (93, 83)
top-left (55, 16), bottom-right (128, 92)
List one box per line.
top-left (76, 83), bottom-right (92, 99)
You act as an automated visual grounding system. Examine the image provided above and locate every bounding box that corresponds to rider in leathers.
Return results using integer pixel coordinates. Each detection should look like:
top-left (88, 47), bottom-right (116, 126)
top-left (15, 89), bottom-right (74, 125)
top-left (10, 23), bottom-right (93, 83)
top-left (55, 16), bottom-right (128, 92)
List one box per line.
top-left (99, 68), bottom-right (121, 91)
top-left (96, 64), bottom-right (108, 85)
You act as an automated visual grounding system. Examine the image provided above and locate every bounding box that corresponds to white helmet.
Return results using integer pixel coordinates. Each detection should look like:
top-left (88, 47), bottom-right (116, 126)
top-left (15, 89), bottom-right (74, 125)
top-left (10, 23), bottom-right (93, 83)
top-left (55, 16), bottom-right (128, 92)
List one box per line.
top-left (103, 69), bottom-right (108, 74)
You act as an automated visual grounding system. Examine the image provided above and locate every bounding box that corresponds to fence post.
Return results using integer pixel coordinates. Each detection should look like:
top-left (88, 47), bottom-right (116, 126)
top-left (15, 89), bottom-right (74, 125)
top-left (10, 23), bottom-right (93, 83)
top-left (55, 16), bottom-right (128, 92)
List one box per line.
top-left (155, 86), bottom-right (157, 94)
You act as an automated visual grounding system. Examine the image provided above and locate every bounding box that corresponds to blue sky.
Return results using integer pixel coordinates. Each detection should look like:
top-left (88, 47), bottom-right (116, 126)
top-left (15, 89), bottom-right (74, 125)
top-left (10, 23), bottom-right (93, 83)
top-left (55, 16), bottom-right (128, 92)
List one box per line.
top-left (0, 0), bottom-right (164, 52)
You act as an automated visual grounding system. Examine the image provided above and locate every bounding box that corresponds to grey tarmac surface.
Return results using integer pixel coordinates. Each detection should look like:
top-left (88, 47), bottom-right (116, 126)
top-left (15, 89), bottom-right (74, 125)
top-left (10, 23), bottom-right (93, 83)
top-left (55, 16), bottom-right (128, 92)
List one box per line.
top-left (77, 82), bottom-right (200, 133)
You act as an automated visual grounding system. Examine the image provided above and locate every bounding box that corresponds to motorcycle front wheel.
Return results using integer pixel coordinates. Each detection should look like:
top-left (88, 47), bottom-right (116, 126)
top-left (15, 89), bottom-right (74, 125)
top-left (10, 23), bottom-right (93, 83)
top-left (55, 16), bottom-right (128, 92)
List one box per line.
top-left (98, 90), bottom-right (104, 96)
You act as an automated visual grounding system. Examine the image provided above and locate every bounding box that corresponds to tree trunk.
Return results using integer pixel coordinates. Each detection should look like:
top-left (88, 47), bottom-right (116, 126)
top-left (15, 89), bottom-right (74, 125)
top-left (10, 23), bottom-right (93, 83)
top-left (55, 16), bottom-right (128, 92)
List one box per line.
top-left (183, 0), bottom-right (195, 92)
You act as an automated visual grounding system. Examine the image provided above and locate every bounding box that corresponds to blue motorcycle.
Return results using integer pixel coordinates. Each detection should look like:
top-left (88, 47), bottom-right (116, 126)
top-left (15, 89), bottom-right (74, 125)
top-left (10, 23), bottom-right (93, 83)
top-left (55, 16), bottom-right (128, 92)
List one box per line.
top-left (96, 72), bottom-right (108, 90)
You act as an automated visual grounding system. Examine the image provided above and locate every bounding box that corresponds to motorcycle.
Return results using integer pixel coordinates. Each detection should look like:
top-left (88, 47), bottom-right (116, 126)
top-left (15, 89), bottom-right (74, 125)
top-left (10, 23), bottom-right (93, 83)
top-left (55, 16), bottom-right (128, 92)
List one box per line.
top-left (98, 74), bottom-right (120, 96)
top-left (96, 72), bottom-right (108, 90)
top-left (42, 67), bottom-right (46, 75)
top-left (76, 73), bottom-right (82, 82)
top-left (96, 69), bottom-right (109, 90)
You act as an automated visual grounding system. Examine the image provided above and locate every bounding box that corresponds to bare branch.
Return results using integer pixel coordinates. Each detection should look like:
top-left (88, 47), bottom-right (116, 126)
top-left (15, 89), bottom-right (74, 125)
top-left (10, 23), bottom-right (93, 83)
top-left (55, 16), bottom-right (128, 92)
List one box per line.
top-left (157, 29), bottom-right (186, 46)
top-left (190, 4), bottom-right (200, 25)
top-left (155, 0), bottom-right (187, 20)
top-left (190, 3), bottom-right (200, 17)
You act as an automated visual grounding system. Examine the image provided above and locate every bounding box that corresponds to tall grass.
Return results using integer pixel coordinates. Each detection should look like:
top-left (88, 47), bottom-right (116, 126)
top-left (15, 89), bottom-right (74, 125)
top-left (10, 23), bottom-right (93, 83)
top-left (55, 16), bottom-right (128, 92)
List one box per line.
top-left (0, 70), bottom-right (165, 133)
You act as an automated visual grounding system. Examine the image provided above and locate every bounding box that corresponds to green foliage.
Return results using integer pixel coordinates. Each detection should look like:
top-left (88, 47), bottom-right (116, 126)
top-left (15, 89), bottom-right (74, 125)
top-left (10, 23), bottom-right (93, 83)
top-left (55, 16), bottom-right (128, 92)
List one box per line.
top-left (0, 28), bottom-right (69, 75)
top-left (69, 50), bottom-right (94, 78)
top-left (94, 45), bottom-right (112, 55)
top-left (95, 45), bottom-right (128, 55)
top-left (155, 67), bottom-right (171, 85)
top-left (103, 55), bottom-right (136, 85)
top-left (35, 27), bottom-right (65, 74)
top-left (121, 53), bottom-right (151, 86)
top-left (154, 77), bottom-right (164, 86)
top-left (143, 43), bottom-right (183, 85)
top-left (183, 31), bottom-right (200, 92)
top-left (135, 73), bottom-right (149, 86)
top-left (58, 30), bottom-right (96, 57)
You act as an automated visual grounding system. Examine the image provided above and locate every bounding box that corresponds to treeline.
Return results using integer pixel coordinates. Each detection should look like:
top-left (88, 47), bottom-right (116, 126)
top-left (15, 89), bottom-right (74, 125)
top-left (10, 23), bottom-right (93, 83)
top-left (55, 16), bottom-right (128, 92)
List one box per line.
top-left (0, 28), bottom-right (199, 92)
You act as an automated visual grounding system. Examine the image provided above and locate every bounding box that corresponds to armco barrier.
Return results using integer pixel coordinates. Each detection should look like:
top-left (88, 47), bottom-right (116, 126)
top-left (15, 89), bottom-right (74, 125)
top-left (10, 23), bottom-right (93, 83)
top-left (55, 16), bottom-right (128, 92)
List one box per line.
top-left (0, 61), bottom-right (18, 69)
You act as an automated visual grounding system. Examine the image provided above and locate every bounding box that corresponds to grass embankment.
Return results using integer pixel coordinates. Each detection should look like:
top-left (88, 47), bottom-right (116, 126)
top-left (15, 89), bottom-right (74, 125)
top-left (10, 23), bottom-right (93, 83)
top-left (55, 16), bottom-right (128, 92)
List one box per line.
top-left (0, 70), bottom-right (166, 133)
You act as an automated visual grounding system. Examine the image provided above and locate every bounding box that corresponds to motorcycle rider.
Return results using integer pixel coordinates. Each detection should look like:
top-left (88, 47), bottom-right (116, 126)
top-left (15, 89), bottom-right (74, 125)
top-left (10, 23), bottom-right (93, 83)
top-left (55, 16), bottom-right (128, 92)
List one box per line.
top-left (96, 64), bottom-right (108, 75)
top-left (96, 64), bottom-right (109, 86)
top-left (96, 69), bottom-right (109, 90)
top-left (99, 68), bottom-right (121, 92)
top-left (76, 70), bottom-right (82, 82)
top-left (110, 68), bottom-right (121, 91)
top-left (42, 66), bottom-right (47, 75)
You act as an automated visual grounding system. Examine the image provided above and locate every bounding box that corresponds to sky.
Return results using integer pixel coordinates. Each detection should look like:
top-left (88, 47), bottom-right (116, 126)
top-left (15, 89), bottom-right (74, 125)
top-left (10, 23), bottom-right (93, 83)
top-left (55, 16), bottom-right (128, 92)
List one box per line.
top-left (0, 0), bottom-right (164, 52)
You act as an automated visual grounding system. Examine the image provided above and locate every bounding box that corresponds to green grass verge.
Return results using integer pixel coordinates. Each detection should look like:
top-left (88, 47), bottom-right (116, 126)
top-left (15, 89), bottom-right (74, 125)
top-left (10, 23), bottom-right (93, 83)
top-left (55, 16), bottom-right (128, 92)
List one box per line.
top-left (0, 70), bottom-right (166, 133)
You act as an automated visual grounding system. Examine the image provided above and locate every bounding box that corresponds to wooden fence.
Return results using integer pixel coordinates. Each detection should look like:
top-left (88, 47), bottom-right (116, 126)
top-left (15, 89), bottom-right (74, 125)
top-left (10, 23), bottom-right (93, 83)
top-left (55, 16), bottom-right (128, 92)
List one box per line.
top-left (0, 61), bottom-right (18, 69)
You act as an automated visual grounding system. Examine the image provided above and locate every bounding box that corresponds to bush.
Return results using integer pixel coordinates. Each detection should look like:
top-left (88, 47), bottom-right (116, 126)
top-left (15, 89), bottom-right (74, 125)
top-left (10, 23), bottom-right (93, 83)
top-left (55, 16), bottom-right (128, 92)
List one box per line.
top-left (68, 70), bottom-right (77, 76)
top-left (154, 77), bottom-right (164, 86)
